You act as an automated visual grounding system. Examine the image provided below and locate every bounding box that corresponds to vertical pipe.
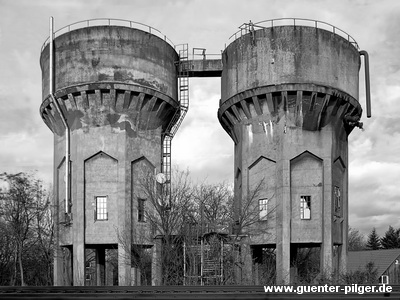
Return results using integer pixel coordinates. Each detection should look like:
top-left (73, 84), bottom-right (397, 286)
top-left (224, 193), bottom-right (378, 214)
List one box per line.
top-left (183, 240), bottom-right (186, 286)
top-left (359, 50), bottom-right (371, 118)
top-left (200, 238), bottom-right (204, 286)
top-left (49, 17), bottom-right (54, 95)
top-left (220, 239), bottom-right (223, 284)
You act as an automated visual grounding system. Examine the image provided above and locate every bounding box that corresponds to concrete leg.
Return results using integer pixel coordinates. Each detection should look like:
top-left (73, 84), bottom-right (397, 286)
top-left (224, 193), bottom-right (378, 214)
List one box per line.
top-left (252, 246), bottom-right (262, 285)
top-left (321, 244), bottom-right (333, 279)
top-left (118, 242), bottom-right (131, 286)
top-left (73, 243), bottom-right (85, 286)
top-left (233, 244), bottom-right (241, 284)
top-left (276, 160), bottom-right (291, 285)
top-left (241, 238), bottom-right (253, 285)
top-left (290, 245), bottom-right (298, 284)
top-left (96, 248), bottom-right (106, 286)
top-left (105, 249), bottom-right (114, 286)
top-left (63, 246), bottom-right (73, 286)
top-left (254, 263), bottom-right (259, 285)
top-left (151, 238), bottom-right (162, 286)
top-left (339, 244), bottom-right (347, 275)
top-left (276, 211), bottom-right (291, 284)
top-left (53, 245), bottom-right (63, 286)
top-left (131, 267), bottom-right (141, 286)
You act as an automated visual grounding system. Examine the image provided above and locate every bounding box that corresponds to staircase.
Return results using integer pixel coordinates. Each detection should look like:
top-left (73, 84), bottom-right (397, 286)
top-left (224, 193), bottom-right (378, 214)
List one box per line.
top-left (161, 44), bottom-right (190, 196)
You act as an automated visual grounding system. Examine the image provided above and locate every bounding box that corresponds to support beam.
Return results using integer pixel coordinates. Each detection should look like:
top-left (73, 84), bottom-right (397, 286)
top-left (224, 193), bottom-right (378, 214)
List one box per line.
top-left (184, 59), bottom-right (222, 77)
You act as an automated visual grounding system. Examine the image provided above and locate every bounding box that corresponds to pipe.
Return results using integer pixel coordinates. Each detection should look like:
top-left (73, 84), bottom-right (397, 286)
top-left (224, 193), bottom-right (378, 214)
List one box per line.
top-left (49, 17), bottom-right (71, 215)
top-left (183, 240), bottom-right (186, 286)
top-left (50, 94), bottom-right (70, 215)
top-left (359, 50), bottom-right (371, 118)
top-left (49, 17), bottom-right (54, 96)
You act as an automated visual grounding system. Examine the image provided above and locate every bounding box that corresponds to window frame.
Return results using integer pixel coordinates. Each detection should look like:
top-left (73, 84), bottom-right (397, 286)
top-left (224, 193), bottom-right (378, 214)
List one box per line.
top-left (138, 198), bottom-right (146, 222)
top-left (259, 198), bottom-right (269, 221)
top-left (95, 196), bottom-right (108, 221)
top-left (300, 195), bottom-right (311, 220)
top-left (380, 275), bottom-right (389, 284)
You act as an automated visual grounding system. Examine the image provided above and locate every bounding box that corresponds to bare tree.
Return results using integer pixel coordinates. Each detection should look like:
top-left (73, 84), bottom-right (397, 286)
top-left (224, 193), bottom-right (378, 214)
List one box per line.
top-left (0, 219), bottom-right (14, 285)
top-left (185, 179), bottom-right (276, 285)
top-left (0, 172), bottom-right (53, 286)
top-left (117, 171), bottom-right (274, 286)
top-left (348, 227), bottom-right (366, 251)
top-left (228, 179), bottom-right (276, 284)
top-left (144, 169), bottom-right (196, 285)
top-left (115, 168), bottom-right (197, 285)
top-left (193, 182), bottom-right (232, 232)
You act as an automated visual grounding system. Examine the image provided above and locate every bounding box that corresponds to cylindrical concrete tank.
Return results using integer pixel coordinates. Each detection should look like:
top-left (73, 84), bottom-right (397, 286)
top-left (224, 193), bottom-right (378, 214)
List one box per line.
top-left (218, 20), bottom-right (364, 284)
top-left (40, 21), bottom-right (179, 286)
top-left (40, 25), bottom-right (178, 132)
top-left (221, 26), bottom-right (360, 101)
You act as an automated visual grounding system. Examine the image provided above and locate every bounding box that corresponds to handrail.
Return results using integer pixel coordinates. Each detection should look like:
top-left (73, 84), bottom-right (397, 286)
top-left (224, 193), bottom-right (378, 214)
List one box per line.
top-left (41, 18), bottom-right (175, 52)
top-left (190, 53), bottom-right (222, 60)
top-left (226, 18), bottom-right (359, 50)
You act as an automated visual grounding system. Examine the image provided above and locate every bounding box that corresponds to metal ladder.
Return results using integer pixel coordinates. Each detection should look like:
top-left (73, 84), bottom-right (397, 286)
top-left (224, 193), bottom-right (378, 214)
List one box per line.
top-left (162, 44), bottom-right (189, 196)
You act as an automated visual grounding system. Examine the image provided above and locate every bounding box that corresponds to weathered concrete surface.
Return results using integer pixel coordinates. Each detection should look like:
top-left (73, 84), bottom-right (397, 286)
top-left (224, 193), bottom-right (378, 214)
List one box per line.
top-left (219, 26), bottom-right (361, 284)
top-left (40, 26), bottom-right (179, 286)
top-left (185, 59), bottom-right (222, 77)
top-left (221, 26), bottom-right (360, 103)
top-left (40, 26), bottom-right (178, 100)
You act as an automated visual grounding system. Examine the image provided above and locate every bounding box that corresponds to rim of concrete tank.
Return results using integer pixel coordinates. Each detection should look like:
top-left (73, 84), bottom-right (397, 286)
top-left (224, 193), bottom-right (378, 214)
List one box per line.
top-left (225, 18), bottom-right (359, 50)
top-left (40, 18), bottom-right (176, 53)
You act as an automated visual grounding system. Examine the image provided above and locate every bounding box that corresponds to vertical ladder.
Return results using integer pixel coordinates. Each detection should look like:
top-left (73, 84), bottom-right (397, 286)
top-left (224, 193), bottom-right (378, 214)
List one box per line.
top-left (161, 44), bottom-right (189, 202)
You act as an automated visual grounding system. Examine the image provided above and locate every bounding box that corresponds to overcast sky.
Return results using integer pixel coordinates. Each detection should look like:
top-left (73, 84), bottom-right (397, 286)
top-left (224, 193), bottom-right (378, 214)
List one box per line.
top-left (1, 0), bottom-right (400, 237)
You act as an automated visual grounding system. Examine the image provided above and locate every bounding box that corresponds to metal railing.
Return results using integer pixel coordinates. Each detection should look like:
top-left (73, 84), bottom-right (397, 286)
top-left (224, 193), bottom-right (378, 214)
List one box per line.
top-left (41, 18), bottom-right (175, 52)
top-left (227, 18), bottom-right (359, 50)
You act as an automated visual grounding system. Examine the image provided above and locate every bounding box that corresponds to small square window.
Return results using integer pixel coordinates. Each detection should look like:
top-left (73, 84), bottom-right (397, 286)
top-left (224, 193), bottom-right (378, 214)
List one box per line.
top-left (300, 196), bottom-right (311, 220)
top-left (95, 196), bottom-right (108, 221)
top-left (138, 198), bottom-right (146, 222)
top-left (259, 198), bottom-right (268, 220)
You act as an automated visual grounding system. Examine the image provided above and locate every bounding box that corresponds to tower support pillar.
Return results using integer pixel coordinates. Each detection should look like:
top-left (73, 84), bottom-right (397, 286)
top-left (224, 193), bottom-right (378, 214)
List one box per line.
top-left (151, 237), bottom-right (162, 285)
top-left (96, 247), bottom-right (106, 286)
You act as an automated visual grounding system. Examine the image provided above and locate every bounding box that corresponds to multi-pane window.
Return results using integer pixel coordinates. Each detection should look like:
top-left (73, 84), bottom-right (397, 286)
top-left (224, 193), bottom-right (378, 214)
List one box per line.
top-left (334, 186), bottom-right (341, 217)
top-left (259, 198), bottom-right (268, 220)
top-left (138, 198), bottom-right (146, 222)
top-left (95, 196), bottom-right (108, 220)
top-left (300, 196), bottom-right (311, 220)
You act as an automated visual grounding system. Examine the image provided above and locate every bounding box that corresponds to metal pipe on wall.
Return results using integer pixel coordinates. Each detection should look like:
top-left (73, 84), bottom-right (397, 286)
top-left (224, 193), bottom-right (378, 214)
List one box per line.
top-left (49, 16), bottom-right (71, 214)
top-left (359, 50), bottom-right (371, 118)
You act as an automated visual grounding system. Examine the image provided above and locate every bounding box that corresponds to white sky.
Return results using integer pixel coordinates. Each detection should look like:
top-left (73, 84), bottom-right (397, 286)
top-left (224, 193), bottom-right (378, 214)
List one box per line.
top-left (1, 0), bottom-right (400, 237)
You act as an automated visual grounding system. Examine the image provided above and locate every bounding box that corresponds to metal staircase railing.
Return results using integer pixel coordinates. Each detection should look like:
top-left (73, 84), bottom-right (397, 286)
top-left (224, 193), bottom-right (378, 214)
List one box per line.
top-left (161, 44), bottom-right (189, 200)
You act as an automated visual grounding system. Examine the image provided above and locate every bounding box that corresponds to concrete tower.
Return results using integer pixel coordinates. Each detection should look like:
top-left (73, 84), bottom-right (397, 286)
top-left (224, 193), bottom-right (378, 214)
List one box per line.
top-left (40, 20), bottom-right (179, 286)
top-left (218, 20), bottom-right (370, 284)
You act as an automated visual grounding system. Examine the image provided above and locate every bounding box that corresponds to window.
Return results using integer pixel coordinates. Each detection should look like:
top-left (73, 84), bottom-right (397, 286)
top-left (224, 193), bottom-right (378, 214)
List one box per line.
top-left (138, 198), bottom-right (146, 222)
top-left (380, 275), bottom-right (389, 284)
top-left (300, 196), bottom-right (311, 220)
top-left (334, 186), bottom-right (341, 217)
top-left (259, 198), bottom-right (268, 220)
top-left (95, 196), bottom-right (108, 220)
